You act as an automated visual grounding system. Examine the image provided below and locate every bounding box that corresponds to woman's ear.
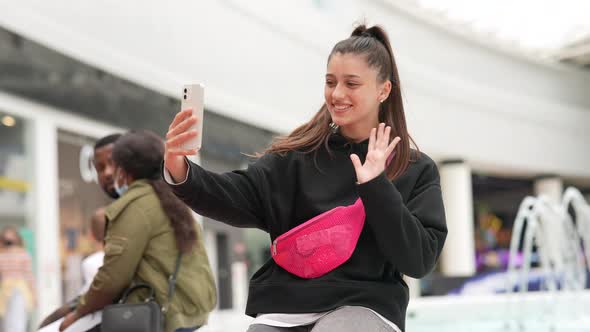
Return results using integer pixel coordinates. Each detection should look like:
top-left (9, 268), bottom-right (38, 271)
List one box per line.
top-left (379, 80), bottom-right (392, 102)
top-left (115, 166), bottom-right (128, 182)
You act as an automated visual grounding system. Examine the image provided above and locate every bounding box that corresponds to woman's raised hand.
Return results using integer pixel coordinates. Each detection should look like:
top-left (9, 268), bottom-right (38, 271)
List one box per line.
top-left (164, 109), bottom-right (200, 182)
top-left (350, 123), bottom-right (400, 184)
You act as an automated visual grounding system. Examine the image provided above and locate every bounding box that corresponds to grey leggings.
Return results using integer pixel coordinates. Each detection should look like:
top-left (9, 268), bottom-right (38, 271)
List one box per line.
top-left (246, 307), bottom-right (395, 332)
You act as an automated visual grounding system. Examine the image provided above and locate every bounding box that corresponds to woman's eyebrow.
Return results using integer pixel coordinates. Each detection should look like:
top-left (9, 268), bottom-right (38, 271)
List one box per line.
top-left (325, 73), bottom-right (361, 78)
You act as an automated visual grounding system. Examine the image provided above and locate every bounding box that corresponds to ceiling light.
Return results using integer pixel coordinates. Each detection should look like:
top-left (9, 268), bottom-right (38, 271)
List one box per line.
top-left (2, 116), bottom-right (16, 127)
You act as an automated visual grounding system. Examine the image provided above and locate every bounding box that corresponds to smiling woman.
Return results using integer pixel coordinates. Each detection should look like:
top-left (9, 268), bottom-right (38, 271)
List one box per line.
top-left (263, 24), bottom-right (416, 181)
top-left (324, 53), bottom-right (390, 142)
top-left (163, 23), bottom-right (447, 332)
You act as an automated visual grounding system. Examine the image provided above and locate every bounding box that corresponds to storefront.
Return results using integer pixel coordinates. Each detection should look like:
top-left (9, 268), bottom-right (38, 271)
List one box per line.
top-left (0, 24), bottom-right (283, 322)
top-left (0, 89), bottom-right (276, 322)
top-left (0, 91), bottom-right (123, 318)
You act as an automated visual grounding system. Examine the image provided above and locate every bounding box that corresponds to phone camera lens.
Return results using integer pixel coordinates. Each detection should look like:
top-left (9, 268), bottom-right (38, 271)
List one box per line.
top-left (183, 88), bottom-right (187, 93)
top-left (183, 95), bottom-right (187, 100)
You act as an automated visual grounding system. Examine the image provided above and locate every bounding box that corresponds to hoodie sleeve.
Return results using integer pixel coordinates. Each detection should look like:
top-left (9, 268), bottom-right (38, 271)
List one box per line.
top-left (356, 156), bottom-right (447, 278)
top-left (162, 155), bottom-right (276, 231)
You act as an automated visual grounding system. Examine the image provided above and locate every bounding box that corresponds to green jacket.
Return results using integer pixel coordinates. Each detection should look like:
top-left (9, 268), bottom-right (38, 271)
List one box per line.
top-left (76, 180), bottom-right (217, 332)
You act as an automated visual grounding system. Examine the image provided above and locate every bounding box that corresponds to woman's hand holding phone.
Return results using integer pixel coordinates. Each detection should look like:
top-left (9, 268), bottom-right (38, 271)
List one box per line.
top-left (164, 109), bottom-right (200, 182)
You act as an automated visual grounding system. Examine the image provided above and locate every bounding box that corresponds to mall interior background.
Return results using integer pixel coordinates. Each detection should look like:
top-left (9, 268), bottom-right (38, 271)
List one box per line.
top-left (1, 0), bottom-right (590, 329)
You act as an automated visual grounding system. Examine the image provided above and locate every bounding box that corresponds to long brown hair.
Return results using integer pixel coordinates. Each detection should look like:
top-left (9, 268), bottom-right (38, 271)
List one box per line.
top-left (112, 130), bottom-right (197, 253)
top-left (263, 24), bottom-right (418, 180)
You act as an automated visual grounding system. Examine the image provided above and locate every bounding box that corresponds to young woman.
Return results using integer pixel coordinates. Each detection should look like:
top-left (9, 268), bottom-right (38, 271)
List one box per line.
top-left (60, 130), bottom-right (217, 332)
top-left (164, 25), bottom-right (447, 332)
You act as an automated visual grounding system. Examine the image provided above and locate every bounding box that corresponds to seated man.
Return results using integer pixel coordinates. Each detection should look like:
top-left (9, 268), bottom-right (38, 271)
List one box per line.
top-left (80, 208), bottom-right (106, 294)
top-left (38, 207), bottom-right (106, 329)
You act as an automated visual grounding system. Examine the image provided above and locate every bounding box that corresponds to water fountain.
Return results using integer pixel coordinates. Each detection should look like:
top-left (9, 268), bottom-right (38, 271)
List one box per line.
top-left (406, 187), bottom-right (590, 332)
top-left (507, 190), bottom-right (587, 293)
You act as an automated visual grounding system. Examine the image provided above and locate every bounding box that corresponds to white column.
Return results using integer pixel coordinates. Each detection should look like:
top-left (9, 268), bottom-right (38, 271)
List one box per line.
top-left (231, 262), bottom-right (248, 310)
top-left (534, 176), bottom-right (563, 205)
top-left (203, 229), bottom-right (219, 309)
top-left (439, 159), bottom-right (476, 276)
top-left (31, 120), bottom-right (62, 318)
top-left (403, 275), bottom-right (421, 298)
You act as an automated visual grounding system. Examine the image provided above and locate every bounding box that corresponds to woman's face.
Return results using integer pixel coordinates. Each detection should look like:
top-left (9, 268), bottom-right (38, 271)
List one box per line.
top-left (325, 52), bottom-right (390, 135)
top-left (1, 229), bottom-right (21, 247)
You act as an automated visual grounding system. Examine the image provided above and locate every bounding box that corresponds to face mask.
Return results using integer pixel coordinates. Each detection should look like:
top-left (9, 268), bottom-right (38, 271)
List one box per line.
top-left (113, 168), bottom-right (129, 197)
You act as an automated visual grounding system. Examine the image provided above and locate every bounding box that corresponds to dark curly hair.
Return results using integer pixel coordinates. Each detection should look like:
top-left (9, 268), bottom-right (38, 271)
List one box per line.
top-left (112, 130), bottom-right (196, 253)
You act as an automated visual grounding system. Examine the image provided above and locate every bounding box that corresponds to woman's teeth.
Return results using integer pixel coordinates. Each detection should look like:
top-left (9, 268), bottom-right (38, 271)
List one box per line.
top-left (334, 105), bottom-right (352, 111)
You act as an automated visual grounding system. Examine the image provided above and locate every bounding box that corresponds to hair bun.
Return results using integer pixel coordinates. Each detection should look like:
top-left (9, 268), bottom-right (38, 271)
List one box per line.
top-left (351, 25), bottom-right (382, 42)
top-left (351, 24), bottom-right (368, 38)
top-left (360, 31), bottom-right (373, 38)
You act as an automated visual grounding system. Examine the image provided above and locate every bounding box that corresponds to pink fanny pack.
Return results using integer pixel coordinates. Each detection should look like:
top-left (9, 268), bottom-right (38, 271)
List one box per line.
top-left (270, 198), bottom-right (366, 279)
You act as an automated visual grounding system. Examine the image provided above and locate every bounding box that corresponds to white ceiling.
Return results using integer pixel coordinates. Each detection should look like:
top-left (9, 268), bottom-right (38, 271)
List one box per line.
top-left (413, 0), bottom-right (590, 51)
top-left (399, 0), bottom-right (590, 67)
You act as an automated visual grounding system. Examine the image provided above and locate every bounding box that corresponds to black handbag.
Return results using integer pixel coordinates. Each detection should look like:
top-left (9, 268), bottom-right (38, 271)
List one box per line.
top-left (101, 254), bottom-right (183, 332)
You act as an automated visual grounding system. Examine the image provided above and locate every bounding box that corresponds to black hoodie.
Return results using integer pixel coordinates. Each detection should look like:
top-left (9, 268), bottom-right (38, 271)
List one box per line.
top-left (166, 133), bottom-right (447, 331)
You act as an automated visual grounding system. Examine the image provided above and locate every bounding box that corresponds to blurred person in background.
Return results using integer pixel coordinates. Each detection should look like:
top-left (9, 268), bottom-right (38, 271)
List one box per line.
top-left (92, 133), bottom-right (123, 199)
top-left (164, 24), bottom-right (447, 332)
top-left (0, 225), bottom-right (36, 332)
top-left (59, 130), bottom-right (216, 332)
top-left (79, 208), bottom-right (106, 294)
top-left (38, 208), bottom-right (107, 329)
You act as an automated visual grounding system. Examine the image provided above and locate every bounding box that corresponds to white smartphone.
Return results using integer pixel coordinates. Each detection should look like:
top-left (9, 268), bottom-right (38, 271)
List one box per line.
top-left (180, 83), bottom-right (204, 151)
